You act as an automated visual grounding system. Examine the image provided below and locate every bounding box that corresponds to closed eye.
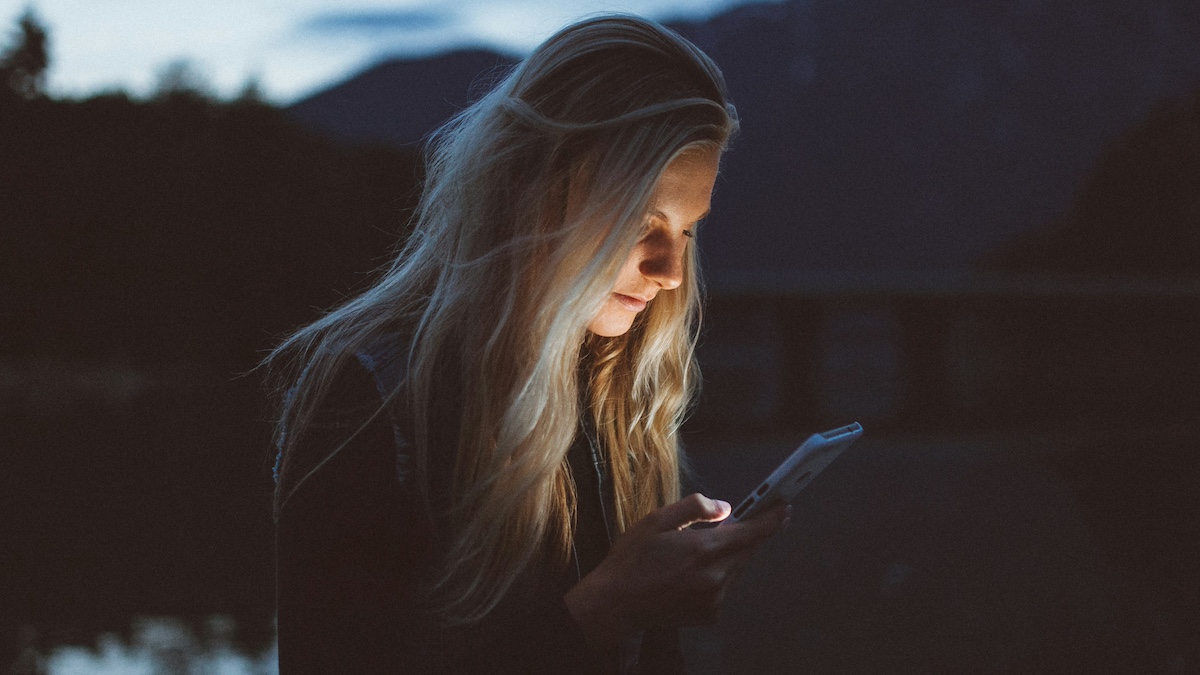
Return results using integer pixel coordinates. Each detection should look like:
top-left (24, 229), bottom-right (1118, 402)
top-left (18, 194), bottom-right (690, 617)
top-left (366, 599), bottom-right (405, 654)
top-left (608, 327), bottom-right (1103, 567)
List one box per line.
top-left (650, 209), bottom-right (706, 240)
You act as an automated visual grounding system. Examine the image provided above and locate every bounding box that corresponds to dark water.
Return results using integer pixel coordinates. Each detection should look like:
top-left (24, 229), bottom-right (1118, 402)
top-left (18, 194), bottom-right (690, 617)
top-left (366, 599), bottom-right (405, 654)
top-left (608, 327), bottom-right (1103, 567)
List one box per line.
top-left (3, 363), bottom-right (278, 672)
top-left (4, 363), bottom-right (1198, 673)
top-left (684, 432), bottom-right (1199, 674)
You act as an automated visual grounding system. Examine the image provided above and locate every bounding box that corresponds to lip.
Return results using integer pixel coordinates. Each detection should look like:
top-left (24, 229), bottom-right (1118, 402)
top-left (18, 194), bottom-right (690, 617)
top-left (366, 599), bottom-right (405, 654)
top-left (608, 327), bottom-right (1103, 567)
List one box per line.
top-left (613, 292), bottom-right (649, 312)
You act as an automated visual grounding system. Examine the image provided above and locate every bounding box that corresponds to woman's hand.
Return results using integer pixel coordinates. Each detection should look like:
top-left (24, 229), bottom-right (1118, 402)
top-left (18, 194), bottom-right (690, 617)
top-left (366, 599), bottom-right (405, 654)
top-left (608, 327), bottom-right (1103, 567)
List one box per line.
top-left (563, 493), bottom-right (790, 649)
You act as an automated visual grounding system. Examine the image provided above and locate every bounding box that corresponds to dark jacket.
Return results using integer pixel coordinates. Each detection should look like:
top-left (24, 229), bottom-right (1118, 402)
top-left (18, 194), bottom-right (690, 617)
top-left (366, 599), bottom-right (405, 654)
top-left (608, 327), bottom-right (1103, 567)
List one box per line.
top-left (274, 338), bottom-right (685, 673)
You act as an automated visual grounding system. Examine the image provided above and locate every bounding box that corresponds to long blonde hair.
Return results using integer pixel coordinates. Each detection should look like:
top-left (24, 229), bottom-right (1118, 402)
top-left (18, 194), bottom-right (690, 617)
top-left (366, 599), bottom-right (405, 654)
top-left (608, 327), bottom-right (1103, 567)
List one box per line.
top-left (267, 14), bottom-right (738, 624)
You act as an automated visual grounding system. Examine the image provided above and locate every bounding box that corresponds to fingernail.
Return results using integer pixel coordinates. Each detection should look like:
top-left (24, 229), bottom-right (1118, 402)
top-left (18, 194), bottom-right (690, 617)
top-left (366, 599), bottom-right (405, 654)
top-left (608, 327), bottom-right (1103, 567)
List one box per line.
top-left (717, 500), bottom-right (731, 514)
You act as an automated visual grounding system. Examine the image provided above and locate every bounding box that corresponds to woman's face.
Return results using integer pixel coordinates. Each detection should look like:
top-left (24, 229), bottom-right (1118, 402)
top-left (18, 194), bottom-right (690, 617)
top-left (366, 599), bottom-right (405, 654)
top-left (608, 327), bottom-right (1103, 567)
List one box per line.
top-left (587, 145), bottom-right (720, 337)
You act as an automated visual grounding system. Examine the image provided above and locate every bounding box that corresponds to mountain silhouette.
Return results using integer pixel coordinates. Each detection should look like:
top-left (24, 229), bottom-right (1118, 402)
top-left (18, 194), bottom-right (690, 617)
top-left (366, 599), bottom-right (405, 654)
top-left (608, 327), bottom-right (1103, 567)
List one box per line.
top-left (289, 49), bottom-right (516, 149)
top-left (287, 0), bottom-right (1200, 284)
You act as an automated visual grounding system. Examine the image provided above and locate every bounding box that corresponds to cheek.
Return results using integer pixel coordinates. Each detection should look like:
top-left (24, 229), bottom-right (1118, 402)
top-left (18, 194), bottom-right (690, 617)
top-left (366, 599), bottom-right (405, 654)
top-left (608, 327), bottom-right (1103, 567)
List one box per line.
top-left (612, 247), bottom-right (644, 288)
top-left (586, 246), bottom-right (647, 337)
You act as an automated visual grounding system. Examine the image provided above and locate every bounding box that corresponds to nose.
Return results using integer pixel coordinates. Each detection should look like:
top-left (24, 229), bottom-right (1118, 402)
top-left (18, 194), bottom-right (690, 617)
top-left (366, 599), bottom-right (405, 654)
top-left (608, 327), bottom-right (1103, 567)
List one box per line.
top-left (638, 232), bottom-right (686, 290)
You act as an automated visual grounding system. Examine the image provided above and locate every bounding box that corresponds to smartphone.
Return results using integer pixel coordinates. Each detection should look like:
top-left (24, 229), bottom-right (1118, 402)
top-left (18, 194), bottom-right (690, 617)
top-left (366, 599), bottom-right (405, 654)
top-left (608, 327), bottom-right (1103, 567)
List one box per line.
top-left (723, 422), bottom-right (863, 524)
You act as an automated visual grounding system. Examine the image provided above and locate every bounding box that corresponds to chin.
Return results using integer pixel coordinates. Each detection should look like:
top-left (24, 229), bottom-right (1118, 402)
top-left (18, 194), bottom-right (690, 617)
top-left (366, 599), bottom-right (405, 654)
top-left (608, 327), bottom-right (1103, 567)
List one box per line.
top-left (587, 312), bottom-right (635, 337)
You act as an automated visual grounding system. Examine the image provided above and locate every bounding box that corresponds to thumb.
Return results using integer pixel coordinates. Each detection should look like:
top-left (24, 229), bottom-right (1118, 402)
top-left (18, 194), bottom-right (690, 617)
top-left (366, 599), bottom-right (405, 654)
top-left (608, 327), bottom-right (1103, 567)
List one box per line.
top-left (650, 493), bottom-right (731, 531)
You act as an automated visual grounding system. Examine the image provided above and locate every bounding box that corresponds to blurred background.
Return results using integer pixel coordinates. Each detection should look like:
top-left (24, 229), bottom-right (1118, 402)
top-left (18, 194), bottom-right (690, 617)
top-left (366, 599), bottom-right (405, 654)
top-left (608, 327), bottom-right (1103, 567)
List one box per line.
top-left (2, 0), bottom-right (1198, 672)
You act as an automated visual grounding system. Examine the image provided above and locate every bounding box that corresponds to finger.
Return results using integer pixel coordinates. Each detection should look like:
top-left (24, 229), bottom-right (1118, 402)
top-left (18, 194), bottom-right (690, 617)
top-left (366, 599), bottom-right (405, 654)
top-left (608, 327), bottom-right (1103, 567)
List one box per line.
top-left (712, 523), bottom-right (778, 589)
top-left (648, 493), bottom-right (731, 531)
top-left (739, 501), bottom-right (789, 530)
top-left (709, 556), bottom-right (753, 608)
top-left (706, 502), bottom-right (789, 553)
top-left (721, 544), bottom-right (760, 582)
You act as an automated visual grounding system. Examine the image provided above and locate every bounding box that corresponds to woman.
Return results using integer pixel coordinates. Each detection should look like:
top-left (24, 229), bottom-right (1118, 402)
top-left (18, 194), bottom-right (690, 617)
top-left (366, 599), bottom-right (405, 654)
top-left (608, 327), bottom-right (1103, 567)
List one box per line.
top-left (268, 14), bottom-right (789, 673)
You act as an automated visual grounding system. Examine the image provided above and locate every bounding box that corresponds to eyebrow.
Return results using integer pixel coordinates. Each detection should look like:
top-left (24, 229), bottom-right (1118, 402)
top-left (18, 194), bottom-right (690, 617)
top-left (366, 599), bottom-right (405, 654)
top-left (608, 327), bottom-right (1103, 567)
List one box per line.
top-left (652, 208), bottom-right (711, 225)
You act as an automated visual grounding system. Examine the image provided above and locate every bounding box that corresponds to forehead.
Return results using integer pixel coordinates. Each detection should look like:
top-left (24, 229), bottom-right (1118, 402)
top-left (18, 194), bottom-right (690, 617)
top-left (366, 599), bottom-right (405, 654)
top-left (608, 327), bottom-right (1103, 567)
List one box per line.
top-left (651, 146), bottom-right (720, 220)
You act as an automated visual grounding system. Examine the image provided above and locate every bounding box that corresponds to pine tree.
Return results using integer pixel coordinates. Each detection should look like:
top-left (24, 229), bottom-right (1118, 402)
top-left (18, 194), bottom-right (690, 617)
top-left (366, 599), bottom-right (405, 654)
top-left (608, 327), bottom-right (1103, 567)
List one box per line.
top-left (0, 8), bottom-right (50, 99)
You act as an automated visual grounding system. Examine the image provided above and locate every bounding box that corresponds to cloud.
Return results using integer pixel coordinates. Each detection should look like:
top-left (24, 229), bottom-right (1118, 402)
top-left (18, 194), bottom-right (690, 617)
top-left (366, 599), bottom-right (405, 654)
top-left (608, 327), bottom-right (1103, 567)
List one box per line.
top-left (300, 9), bottom-right (454, 36)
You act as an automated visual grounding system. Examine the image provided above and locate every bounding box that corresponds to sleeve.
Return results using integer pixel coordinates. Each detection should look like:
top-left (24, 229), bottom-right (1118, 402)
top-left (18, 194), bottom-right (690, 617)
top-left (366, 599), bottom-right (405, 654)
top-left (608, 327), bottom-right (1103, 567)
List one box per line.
top-left (275, 360), bottom-right (433, 673)
top-left (451, 568), bottom-right (609, 674)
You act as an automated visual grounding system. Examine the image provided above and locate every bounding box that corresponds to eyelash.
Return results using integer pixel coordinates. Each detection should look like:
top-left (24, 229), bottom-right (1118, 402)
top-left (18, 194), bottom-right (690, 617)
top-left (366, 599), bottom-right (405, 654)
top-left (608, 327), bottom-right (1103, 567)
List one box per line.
top-left (643, 217), bottom-right (696, 239)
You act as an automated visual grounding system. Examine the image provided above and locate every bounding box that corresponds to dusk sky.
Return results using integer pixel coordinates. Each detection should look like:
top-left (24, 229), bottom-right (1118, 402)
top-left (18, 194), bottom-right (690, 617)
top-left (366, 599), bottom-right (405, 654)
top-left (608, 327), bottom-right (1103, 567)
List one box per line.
top-left (1, 0), bottom-right (781, 103)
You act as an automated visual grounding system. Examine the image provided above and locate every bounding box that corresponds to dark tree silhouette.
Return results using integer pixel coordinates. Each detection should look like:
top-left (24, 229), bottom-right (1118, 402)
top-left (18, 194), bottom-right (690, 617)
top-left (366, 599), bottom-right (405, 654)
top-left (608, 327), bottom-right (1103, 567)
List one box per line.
top-left (0, 8), bottom-right (49, 99)
top-left (152, 58), bottom-right (213, 101)
top-left (0, 87), bottom-right (420, 366)
top-left (0, 83), bottom-right (421, 649)
top-left (235, 75), bottom-right (266, 104)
